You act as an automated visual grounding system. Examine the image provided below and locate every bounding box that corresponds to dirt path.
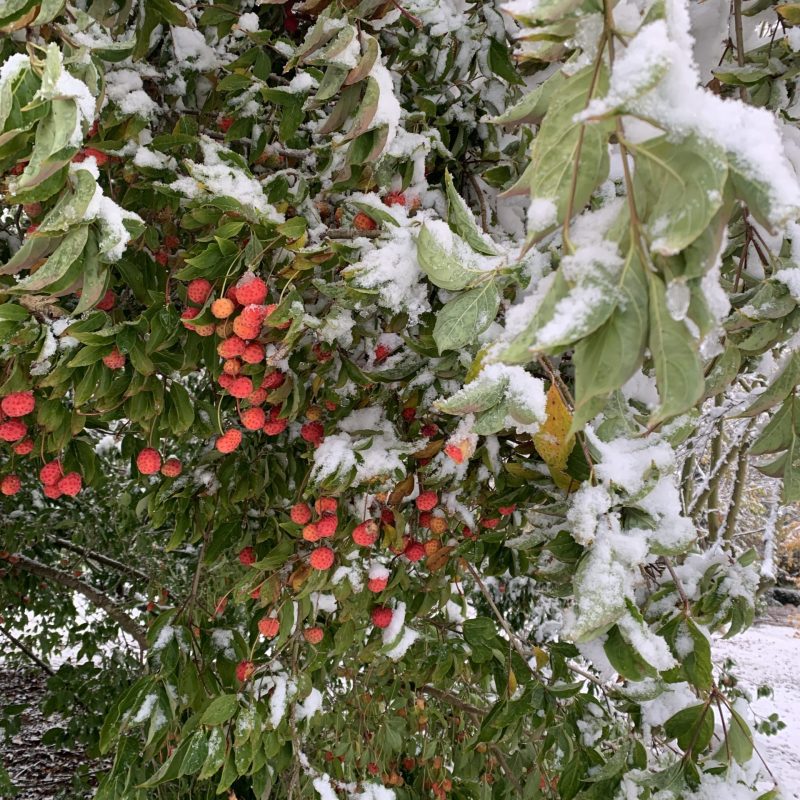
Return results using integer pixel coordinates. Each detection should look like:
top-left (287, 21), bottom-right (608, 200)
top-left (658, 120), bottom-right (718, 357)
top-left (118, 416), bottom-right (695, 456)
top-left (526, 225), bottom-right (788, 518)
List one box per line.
top-left (0, 668), bottom-right (101, 799)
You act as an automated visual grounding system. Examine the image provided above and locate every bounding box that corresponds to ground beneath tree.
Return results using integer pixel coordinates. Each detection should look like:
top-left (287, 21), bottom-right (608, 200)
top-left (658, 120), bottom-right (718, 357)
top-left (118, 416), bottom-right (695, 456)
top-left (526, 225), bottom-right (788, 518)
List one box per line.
top-left (0, 668), bottom-right (101, 799)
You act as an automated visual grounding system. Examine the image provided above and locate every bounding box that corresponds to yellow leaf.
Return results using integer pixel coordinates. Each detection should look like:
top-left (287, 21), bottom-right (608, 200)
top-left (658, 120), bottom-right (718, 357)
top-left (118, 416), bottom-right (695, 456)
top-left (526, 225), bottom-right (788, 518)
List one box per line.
top-left (533, 385), bottom-right (576, 490)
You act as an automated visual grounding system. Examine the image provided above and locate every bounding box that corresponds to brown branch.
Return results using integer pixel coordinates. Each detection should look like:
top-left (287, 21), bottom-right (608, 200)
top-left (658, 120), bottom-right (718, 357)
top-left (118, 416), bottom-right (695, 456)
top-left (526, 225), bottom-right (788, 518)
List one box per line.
top-left (722, 445), bottom-right (750, 542)
top-left (325, 228), bottom-right (382, 239)
top-left (466, 172), bottom-right (489, 233)
top-left (50, 537), bottom-right (151, 583)
top-left (12, 554), bottom-right (147, 649)
top-left (0, 623), bottom-right (55, 676)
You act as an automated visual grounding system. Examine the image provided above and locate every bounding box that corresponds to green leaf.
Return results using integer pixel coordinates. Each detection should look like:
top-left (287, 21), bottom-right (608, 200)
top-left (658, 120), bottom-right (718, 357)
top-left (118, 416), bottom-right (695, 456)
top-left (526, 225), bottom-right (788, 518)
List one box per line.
top-left (727, 707), bottom-right (754, 764)
top-left (738, 353), bottom-right (800, 417)
top-left (178, 730), bottom-right (208, 777)
top-left (632, 136), bottom-right (727, 255)
top-left (436, 373), bottom-right (508, 415)
top-left (168, 382), bottom-right (195, 435)
top-left (603, 624), bottom-right (657, 681)
top-left (444, 170), bottom-right (499, 256)
top-left (492, 70), bottom-right (566, 126)
top-left (647, 273), bottom-right (704, 426)
top-left (416, 223), bottom-right (492, 290)
top-left (433, 282), bottom-right (500, 353)
top-left (664, 703), bottom-right (714, 754)
top-left (199, 727), bottom-right (227, 780)
top-left (13, 226), bottom-right (88, 292)
top-left (572, 247), bottom-right (648, 430)
top-left (522, 64), bottom-right (610, 241)
top-left (38, 168), bottom-right (97, 235)
top-left (200, 694), bottom-right (239, 726)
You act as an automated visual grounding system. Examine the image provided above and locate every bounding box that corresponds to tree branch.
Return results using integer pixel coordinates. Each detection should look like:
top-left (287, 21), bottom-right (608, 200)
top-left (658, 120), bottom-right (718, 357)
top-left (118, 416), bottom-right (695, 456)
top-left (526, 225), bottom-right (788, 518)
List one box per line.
top-left (11, 554), bottom-right (147, 649)
top-left (50, 537), bottom-right (151, 583)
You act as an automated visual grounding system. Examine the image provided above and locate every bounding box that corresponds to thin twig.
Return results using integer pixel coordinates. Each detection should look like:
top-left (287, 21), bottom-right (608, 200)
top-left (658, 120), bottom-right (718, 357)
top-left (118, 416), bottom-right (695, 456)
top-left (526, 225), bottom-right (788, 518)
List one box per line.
top-left (50, 536), bottom-right (151, 583)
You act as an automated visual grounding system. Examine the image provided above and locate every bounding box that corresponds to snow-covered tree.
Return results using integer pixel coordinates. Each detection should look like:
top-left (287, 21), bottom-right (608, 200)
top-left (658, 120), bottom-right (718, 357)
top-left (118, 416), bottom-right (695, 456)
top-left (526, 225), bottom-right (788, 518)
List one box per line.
top-left (1, 0), bottom-right (799, 796)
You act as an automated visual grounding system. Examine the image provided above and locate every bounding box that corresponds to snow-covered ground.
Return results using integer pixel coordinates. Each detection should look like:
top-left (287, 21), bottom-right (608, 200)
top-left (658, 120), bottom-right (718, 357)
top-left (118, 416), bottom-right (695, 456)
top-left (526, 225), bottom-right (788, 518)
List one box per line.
top-left (713, 623), bottom-right (800, 798)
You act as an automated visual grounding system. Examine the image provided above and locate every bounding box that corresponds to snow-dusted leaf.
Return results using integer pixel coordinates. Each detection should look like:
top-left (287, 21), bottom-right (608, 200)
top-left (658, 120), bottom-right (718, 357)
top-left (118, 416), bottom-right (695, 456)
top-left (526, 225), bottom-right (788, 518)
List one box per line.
top-left (200, 694), bottom-right (239, 726)
top-left (632, 136), bottom-right (727, 256)
top-left (436, 374), bottom-right (508, 415)
top-left (473, 400), bottom-right (509, 435)
top-left (737, 352), bottom-right (800, 417)
top-left (491, 69), bottom-right (566, 125)
top-left (433, 282), bottom-right (500, 353)
top-left (12, 225), bottom-right (88, 292)
top-left (417, 223), bottom-right (489, 291)
top-left (749, 398), bottom-right (795, 456)
top-left (444, 170), bottom-right (499, 255)
top-left (647, 274), bottom-right (704, 426)
top-left (523, 64), bottom-right (611, 242)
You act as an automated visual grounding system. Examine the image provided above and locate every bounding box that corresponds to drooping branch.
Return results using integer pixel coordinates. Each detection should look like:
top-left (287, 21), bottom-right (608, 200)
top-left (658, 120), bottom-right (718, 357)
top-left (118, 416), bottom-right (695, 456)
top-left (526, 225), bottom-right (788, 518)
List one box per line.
top-left (50, 537), bottom-right (151, 584)
top-left (11, 554), bottom-right (147, 649)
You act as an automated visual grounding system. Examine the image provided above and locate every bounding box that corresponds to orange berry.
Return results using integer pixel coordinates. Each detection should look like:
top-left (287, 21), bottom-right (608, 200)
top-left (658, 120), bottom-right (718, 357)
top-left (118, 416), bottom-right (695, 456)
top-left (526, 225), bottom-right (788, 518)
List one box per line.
top-left (211, 298), bottom-right (235, 319)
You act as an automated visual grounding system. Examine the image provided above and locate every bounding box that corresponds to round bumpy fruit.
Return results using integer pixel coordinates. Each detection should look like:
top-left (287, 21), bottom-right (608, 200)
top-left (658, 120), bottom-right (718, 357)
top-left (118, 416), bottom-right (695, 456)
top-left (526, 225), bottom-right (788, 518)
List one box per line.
top-left (262, 371), bottom-right (285, 390)
top-left (1, 392), bottom-right (35, 417)
top-left (371, 606), bottom-right (393, 629)
top-left (39, 460), bottom-right (62, 486)
top-left (300, 421), bottom-right (324, 445)
top-left (367, 576), bottom-right (389, 593)
top-left (96, 290), bottom-right (116, 311)
top-left (241, 407), bottom-right (266, 431)
top-left (404, 541), bottom-right (425, 562)
top-left (415, 491), bottom-right (438, 512)
top-left (353, 212), bottom-right (377, 231)
top-left (136, 448), bottom-right (162, 475)
top-left (239, 546), bottom-right (256, 566)
top-left (228, 377), bottom-right (253, 399)
top-left (302, 523), bottom-right (320, 542)
top-left (316, 513), bottom-right (338, 538)
top-left (1, 475), bottom-right (21, 496)
top-left (259, 617), bottom-right (280, 638)
top-left (13, 439), bottom-right (34, 456)
top-left (216, 429), bottom-right (243, 453)
top-left (187, 278), bottom-right (212, 305)
top-left (242, 342), bottom-right (265, 364)
top-left (290, 503), bottom-right (312, 525)
top-left (217, 336), bottom-right (246, 359)
top-left (0, 421), bottom-right (26, 442)
top-left (211, 298), bottom-right (235, 319)
top-left (161, 458), bottom-right (182, 478)
top-left (315, 497), bottom-right (337, 515)
top-left (303, 627), bottom-right (324, 645)
top-left (232, 316), bottom-right (260, 340)
top-left (263, 418), bottom-right (288, 436)
top-left (236, 660), bottom-right (255, 682)
top-left (102, 347), bottom-right (125, 369)
top-left (235, 275), bottom-right (268, 305)
top-left (429, 516), bottom-right (448, 535)
top-left (353, 520), bottom-right (379, 547)
top-left (309, 547), bottom-right (334, 570)
top-left (57, 473), bottom-right (82, 497)
top-left (43, 484), bottom-right (62, 499)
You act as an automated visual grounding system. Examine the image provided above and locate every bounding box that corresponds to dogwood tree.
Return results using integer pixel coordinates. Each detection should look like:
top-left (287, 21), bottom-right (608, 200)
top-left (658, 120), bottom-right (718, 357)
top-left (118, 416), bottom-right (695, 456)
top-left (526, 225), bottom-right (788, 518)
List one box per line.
top-left (1, 0), bottom-right (799, 797)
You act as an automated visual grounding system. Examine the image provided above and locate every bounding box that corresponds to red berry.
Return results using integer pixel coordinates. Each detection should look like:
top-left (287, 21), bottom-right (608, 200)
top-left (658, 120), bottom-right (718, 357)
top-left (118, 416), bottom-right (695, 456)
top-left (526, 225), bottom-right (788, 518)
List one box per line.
top-left (165, 235), bottom-right (181, 250)
top-left (353, 520), bottom-right (379, 547)
top-left (315, 497), bottom-right (338, 514)
top-left (421, 424), bottom-right (438, 438)
top-left (419, 512), bottom-right (433, 529)
top-left (290, 503), bottom-right (312, 524)
top-left (13, 438), bottom-right (34, 456)
top-left (217, 336), bottom-right (246, 359)
top-left (309, 546), bottom-right (334, 570)
top-left (316, 513), bottom-right (338, 538)
top-left (232, 316), bottom-right (260, 340)
top-left (374, 344), bottom-right (391, 363)
top-left (235, 659), bottom-right (254, 682)
top-left (228, 377), bottom-right (253, 399)
top-left (1, 392), bottom-right (34, 418)
top-left (102, 347), bottom-right (125, 370)
top-left (247, 388), bottom-right (268, 405)
top-left (242, 343), bottom-right (265, 364)
top-left (302, 523), bottom-right (320, 542)
top-left (259, 617), bottom-right (280, 638)
top-left (1, 475), bottom-right (21, 496)
top-left (304, 626), bottom-right (323, 645)
top-left (39, 460), bottom-right (62, 486)
top-left (216, 429), bottom-right (243, 453)
top-left (211, 298), bottom-right (235, 319)
top-left (155, 249), bottom-right (169, 266)
top-left (239, 304), bottom-right (267, 326)
top-left (463, 526), bottom-right (477, 540)
top-left (498, 505), bottom-right (516, 516)
top-left (371, 606), bottom-right (393, 629)
top-left (444, 444), bottom-right (465, 464)
top-left (161, 458), bottom-right (182, 478)
top-left (136, 448), bottom-right (161, 475)
top-left (235, 275), bottom-right (267, 306)
top-left (241, 406), bottom-right (266, 431)
top-left (0, 420), bottom-right (26, 442)
top-left (401, 407), bottom-right (416, 421)
top-left (381, 508), bottom-right (395, 526)
top-left (263, 418), bottom-right (288, 435)
top-left (218, 373), bottom-right (235, 390)
top-left (353, 212), bottom-right (377, 231)
top-left (96, 290), bottom-right (116, 311)
top-left (367, 576), bottom-right (388, 593)
top-left (43, 484), bottom-right (62, 499)
top-left (301, 421), bottom-right (324, 445)
top-left (384, 191), bottom-right (407, 207)
top-left (222, 358), bottom-right (241, 376)
top-left (481, 518), bottom-right (500, 529)
top-left (415, 491), bottom-right (438, 512)
top-left (219, 117), bottom-right (234, 133)
top-left (239, 546), bottom-right (256, 566)
top-left (262, 371), bottom-right (286, 390)
top-left (187, 278), bottom-right (212, 305)
top-left (404, 541), bottom-right (425, 562)
top-left (57, 472), bottom-right (82, 497)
